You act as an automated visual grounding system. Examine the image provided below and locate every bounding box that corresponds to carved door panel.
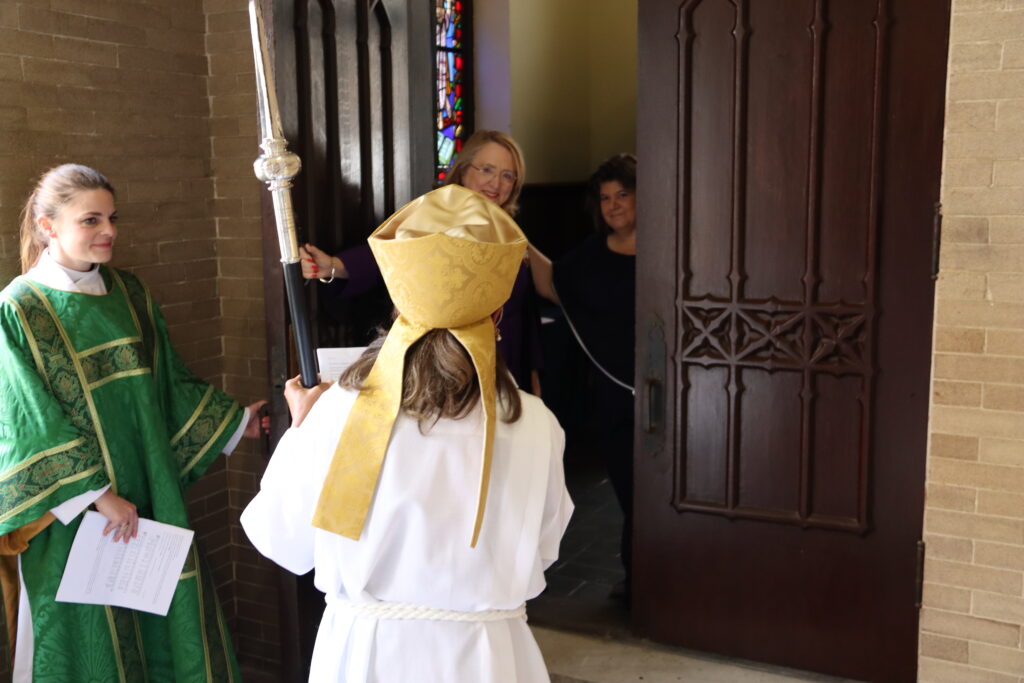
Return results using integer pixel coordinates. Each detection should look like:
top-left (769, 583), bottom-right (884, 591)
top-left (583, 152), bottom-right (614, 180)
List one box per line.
top-left (258, 0), bottom-right (433, 677)
top-left (635, 1), bottom-right (949, 680)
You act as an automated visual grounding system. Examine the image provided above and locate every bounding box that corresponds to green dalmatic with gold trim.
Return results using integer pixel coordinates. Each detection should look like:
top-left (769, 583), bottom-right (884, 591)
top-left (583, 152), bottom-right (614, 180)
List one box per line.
top-left (0, 267), bottom-right (243, 682)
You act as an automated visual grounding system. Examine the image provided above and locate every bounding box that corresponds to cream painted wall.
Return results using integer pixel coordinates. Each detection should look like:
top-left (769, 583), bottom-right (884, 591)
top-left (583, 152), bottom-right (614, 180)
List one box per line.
top-left (475, 0), bottom-right (637, 183)
top-left (586, 0), bottom-right (638, 171)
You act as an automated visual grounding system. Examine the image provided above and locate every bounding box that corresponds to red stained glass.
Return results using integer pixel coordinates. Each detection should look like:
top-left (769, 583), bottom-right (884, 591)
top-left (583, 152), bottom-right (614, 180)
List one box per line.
top-left (455, 56), bottom-right (463, 70)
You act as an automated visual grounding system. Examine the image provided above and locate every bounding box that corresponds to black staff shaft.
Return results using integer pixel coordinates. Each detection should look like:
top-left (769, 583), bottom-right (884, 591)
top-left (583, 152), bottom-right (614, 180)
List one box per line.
top-left (283, 261), bottom-right (318, 388)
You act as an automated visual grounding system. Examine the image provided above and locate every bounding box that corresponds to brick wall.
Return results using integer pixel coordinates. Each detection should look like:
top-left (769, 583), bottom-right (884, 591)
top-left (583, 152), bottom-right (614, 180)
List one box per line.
top-left (203, 0), bottom-right (281, 673)
top-left (919, 1), bottom-right (1024, 681)
top-left (0, 0), bottom-right (278, 676)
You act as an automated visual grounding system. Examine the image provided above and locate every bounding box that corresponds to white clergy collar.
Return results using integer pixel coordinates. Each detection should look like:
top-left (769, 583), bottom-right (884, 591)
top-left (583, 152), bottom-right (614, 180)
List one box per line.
top-left (27, 249), bottom-right (108, 295)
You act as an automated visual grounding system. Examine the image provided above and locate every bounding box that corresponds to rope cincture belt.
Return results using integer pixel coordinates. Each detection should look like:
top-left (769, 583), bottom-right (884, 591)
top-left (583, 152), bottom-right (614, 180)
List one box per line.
top-left (329, 599), bottom-right (527, 622)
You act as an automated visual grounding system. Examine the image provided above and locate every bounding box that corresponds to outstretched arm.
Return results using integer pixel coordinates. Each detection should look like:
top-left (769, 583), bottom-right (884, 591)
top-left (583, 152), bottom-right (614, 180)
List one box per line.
top-left (527, 245), bottom-right (559, 304)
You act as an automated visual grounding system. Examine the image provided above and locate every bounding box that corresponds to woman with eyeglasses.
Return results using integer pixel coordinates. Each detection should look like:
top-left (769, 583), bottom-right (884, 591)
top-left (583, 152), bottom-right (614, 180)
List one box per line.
top-left (300, 130), bottom-right (544, 395)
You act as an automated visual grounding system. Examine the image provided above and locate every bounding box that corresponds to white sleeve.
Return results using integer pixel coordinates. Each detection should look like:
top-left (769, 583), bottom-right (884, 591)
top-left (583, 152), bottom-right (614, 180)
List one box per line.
top-left (51, 484), bottom-right (111, 525)
top-left (241, 386), bottom-right (349, 576)
top-left (240, 426), bottom-right (318, 575)
top-left (538, 413), bottom-right (574, 569)
top-left (222, 407), bottom-right (251, 455)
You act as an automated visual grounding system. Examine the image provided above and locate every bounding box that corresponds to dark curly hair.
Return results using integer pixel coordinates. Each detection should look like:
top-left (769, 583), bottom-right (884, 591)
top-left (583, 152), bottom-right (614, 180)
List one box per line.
top-left (585, 153), bottom-right (637, 235)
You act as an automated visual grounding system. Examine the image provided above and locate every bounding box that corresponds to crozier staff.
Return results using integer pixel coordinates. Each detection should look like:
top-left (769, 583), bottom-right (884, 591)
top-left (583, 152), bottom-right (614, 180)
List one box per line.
top-left (242, 185), bottom-right (573, 682)
top-left (0, 164), bottom-right (267, 681)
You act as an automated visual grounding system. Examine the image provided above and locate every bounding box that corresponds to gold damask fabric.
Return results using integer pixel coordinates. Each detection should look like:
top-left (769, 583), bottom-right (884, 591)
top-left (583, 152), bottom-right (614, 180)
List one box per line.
top-left (312, 185), bottom-right (527, 547)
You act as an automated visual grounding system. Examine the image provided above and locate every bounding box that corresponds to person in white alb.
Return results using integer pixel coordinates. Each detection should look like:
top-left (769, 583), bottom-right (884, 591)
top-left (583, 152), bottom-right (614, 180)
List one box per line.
top-left (241, 184), bottom-right (574, 682)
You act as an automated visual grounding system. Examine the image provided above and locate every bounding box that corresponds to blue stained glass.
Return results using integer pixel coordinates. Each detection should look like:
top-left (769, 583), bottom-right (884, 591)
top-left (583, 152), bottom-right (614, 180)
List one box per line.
top-left (435, 0), bottom-right (467, 182)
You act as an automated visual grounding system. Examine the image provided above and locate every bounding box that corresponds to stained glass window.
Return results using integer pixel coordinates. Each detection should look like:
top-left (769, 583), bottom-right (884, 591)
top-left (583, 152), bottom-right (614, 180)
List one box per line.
top-left (435, 0), bottom-right (468, 183)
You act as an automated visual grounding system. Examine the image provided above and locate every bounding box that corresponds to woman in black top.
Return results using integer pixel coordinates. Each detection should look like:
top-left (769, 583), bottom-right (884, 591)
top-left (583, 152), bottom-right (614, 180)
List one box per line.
top-left (530, 153), bottom-right (637, 594)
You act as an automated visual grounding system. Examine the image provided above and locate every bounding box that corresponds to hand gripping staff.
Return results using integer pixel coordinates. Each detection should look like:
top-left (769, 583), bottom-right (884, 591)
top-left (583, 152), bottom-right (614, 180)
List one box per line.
top-left (248, 0), bottom-right (318, 388)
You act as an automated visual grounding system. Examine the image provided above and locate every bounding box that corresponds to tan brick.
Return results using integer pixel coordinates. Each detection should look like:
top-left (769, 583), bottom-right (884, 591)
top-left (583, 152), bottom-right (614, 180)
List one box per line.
top-left (0, 56), bottom-right (21, 81)
top-left (208, 50), bottom-right (253, 76)
top-left (951, 41), bottom-right (1004, 72)
top-left (933, 433), bottom-right (982, 461)
top-left (935, 326), bottom-right (987, 353)
top-left (987, 273), bottom-right (1024, 304)
top-left (954, 0), bottom-right (1009, 11)
top-left (1006, 39), bottom-right (1024, 68)
top-left (938, 270), bottom-right (989, 299)
top-left (986, 330), bottom-right (1024, 356)
top-left (51, 35), bottom-right (118, 67)
top-left (978, 488), bottom-right (1024, 519)
top-left (990, 216), bottom-right (1024, 244)
top-left (951, 10), bottom-right (1024, 42)
top-left (935, 355), bottom-right (1024, 384)
top-left (941, 243), bottom-right (1024, 272)
top-left (918, 657), bottom-right (1018, 683)
top-left (937, 299), bottom-right (1024, 331)
top-left (946, 158), bottom-right (995, 188)
top-left (49, 0), bottom-right (171, 30)
top-left (0, 4), bottom-right (16, 28)
top-left (979, 438), bottom-right (1024, 466)
top-left (117, 45), bottom-right (206, 74)
top-left (924, 533), bottom-right (976, 562)
top-left (929, 458), bottom-right (1024, 494)
top-left (921, 607), bottom-right (1021, 647)
top-left (24, 108), bottom-right (97, 135)
top-left (920, 632), bottom-right (970, 663)
top-left (975, 540), bottom-right (1024, 570)
top-left (206, 30), bottom-right (251, 55)
top-left (968, 641), bottom-right (1024, 675)
top-left (927, 483), bottom-right (979, 512)
top-left (946, 101), bottom-right (999, 134)
top-left (143, 27), bottom-right (205, 55)
top-left (997, 99), bottom-right (1024, 132)
top-left (926, 510), bottom-right (1024, 546)
top-left (207, 10), bottom-right (248, 34)
top-left (0, 28), bottom-right (55, 59)
top-left (946, 187), bottom-right (1024, 215)
top-left (983, 383), bottom-right (1024, 411)
top-left (925, 581), bottom-right (970, 614)
top-left (931, 405), bottom-right (1024, 440)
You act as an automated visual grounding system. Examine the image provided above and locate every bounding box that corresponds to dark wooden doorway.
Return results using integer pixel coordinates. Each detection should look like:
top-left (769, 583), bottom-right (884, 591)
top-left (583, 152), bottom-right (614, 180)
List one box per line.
top-left (634, 1), bottom-right (950, 681)
top-left (258, 0), bottom-right (433, 678)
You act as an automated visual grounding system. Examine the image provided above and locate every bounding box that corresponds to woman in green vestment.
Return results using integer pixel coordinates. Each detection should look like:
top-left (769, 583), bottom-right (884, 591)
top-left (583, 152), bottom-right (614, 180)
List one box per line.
top-left (0, 164), bottom-right (267, 682)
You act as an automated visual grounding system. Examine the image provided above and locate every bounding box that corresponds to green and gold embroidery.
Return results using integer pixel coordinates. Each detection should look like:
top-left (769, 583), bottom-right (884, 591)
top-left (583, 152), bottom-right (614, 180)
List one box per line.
top-left (111, 270), bottom-right (158, 374)
top-left (80, 340), bottom-right (150, 390)
top-left (20, 281), bottom-right (120, 492)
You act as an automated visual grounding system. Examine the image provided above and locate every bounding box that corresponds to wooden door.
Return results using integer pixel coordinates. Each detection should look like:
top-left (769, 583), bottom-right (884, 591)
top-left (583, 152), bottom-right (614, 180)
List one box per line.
top-left (634, 1), bottom-right (949, 680)
top-left (258, 0), bottom-right (433, 677)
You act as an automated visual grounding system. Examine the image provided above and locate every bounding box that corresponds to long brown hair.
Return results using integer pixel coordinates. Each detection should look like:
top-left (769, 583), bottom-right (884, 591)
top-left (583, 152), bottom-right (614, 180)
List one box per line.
top-left (443, 130), bottom-right (526, 217)
top-left (340, 326), bottom-right (523, 427)
top-left (19, 164), bottom-right (115, 273)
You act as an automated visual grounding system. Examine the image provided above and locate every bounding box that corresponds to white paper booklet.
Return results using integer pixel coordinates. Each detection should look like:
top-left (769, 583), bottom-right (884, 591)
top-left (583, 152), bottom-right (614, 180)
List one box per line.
top-left (316, 346), bottom-right (368, 382)
top-left (56, 511), bottom-right (194, 616)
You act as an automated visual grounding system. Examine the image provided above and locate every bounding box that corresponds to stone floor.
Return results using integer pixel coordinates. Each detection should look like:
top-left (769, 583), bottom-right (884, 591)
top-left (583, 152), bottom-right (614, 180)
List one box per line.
top-left (541, 453), bottom-right (627, 604)
top-left (533, 626), bottom-right (861, 683)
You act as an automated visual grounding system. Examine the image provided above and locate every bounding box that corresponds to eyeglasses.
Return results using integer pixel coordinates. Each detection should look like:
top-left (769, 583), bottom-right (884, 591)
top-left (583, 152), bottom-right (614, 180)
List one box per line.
top-left (469, 163), bottom-right (517, 186)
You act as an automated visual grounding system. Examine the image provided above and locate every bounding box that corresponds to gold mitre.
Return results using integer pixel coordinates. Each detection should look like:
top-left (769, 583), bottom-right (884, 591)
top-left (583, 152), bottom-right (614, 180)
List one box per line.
top-left (311, 184), bottom-right (527, 547)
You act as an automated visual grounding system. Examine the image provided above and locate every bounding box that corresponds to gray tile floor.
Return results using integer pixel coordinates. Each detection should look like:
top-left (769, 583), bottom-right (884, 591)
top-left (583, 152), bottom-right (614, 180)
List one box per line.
top-left (541, 455), bottom-right (626, 605)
